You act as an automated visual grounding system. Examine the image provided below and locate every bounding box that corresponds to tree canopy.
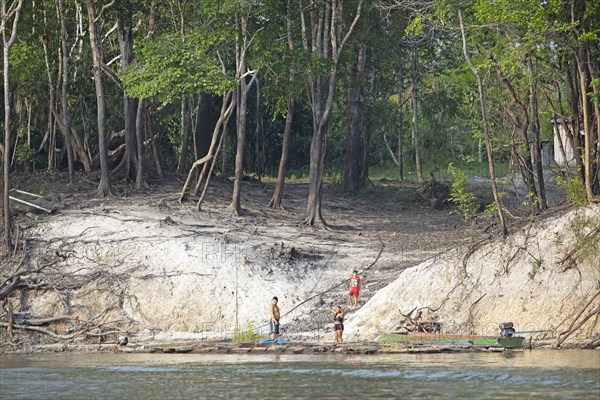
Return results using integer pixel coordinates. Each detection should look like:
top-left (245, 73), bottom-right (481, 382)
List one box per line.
top-left (1, 0), bottom-right (599, 249)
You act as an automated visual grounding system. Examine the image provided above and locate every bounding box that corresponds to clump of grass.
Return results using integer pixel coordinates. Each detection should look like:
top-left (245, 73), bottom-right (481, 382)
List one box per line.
top-left (233, 322), bottom-right (260, 343)
top-left (528, 257), bottom-right (542, 279)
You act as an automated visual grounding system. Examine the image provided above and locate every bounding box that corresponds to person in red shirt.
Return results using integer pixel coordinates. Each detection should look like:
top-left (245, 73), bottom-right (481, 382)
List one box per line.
top-left (348, 270), bottom-right (361, 309)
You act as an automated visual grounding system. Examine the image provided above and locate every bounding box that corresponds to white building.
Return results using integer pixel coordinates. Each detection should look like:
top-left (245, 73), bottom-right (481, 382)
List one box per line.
top-left (551, 119), bottom-right (583, 167)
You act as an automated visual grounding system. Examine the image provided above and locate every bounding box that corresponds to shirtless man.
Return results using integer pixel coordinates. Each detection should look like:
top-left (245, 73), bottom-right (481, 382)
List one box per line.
top-left (269, 297), bottom-right (280, 339)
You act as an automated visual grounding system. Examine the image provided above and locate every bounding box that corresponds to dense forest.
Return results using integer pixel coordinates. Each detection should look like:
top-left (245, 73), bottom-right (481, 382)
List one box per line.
top-left (1, 0), bottom-right (599, 251)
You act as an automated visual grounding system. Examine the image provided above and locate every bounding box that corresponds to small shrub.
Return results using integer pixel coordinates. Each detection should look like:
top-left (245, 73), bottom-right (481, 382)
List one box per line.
top-left (448, 163), bottom-right (478, 222)
top-left (15, 142), bottom-right (35, 165)
top-left (556, 176), bottom-right (587, 206)
top-left (484, 192), bottom-right (507, 215)
top-left (568, 215), bottom-right (600, 267)
top-left (521, 190), bottom-right (541, 208)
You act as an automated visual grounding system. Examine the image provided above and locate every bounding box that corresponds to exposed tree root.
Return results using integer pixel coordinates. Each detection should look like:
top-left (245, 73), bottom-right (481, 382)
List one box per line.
top-left (1, 322), bottom-right (82, 340)
top-left (460, 235), bottom-right (492, 278)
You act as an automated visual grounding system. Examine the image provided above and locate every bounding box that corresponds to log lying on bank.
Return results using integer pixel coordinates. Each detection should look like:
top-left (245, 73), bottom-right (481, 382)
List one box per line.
top-left (415, 179), bottom-right (450, 209)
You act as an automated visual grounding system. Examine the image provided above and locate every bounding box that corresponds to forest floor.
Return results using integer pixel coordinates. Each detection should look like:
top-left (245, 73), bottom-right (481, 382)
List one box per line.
top-left (5, 169), bottom-right (596, 350)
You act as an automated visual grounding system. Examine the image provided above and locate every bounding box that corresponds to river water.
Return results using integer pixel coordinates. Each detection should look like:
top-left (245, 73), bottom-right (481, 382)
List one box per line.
top-left (1, 350), bottom-right (599, 399)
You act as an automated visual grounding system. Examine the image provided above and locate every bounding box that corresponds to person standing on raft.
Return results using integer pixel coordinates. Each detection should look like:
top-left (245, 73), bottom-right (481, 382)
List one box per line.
top-left (269, 297), bottom-right (280, 339)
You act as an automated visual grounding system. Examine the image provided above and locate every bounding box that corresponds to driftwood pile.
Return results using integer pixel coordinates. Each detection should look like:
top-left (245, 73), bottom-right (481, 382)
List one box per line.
top-left (393, 307), bottom-right (442, 334)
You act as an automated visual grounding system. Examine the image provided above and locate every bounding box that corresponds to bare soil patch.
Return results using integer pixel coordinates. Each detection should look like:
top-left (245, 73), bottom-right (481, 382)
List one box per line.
top-left (4, 170), bottom-right (583, 349)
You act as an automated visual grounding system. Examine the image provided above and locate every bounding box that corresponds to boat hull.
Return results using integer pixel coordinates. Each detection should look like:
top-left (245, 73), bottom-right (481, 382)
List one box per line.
top-left (497, 336), bottom-right (525, 349)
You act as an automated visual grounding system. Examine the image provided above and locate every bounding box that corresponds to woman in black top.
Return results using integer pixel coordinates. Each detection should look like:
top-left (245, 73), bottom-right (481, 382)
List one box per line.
top-left (328, 304), bottom-right (345, 343)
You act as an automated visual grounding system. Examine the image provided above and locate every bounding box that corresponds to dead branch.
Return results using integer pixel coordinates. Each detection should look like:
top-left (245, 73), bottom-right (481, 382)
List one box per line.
top-left (178, 153), bottom-right (212, 203)
top-left (554, 291), bottom-right (600, 348)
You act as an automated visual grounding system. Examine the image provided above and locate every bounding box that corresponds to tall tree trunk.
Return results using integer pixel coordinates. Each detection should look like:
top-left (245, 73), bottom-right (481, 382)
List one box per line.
top-left (85, 0), bottom-right (111, 197)
top-left (359, 113), bottom-right (370, 188)
top-left (492, 61), bottom-right (538, 204)
top-left (459, 9), bottom-right (507, 236)
top-left (269, 98), bottom-right (294, 209)
top-left (564, 64), bottom-right (585, 182)
top-left (568, 2), bottom-right (586, 184)
top-left (41, 34), bottom-right (56, 171)
top-left (343, 44), bottom-right (366, 193)
top-left (302, 0), bottom-right (364, 226)
top-left (177, 94), bottom-right (190, 174)
top-left (118, 13), bottom-right (138, 182)
top-left (229, 13), bottom-right (258, 215)
top-left (269, 0), bottom-right (296, 209)
top-left (58, 0), bottom-right (74, 184)
top-left (528, 58), bottom-right (547, 210)
top-left (578, 51), bottom-right (596, 201)
top-left (135, 99), bottom-right (145, 189)
top-left (306, 122), bottom-right (327, 226)
top-left (591, 67), bottom-right (600, 195)
top-left (2, 0), bottom-right (25, 251)
top-left (411, 45), bottom-right (424, 184)
top-left (25, 99), bottom-right (31, 171)
top-left (149, 116), bottom-right (164, 179)
top-left (221, 123), bottom-right (228, 177)
top-left (581, 38), bottom-right (599, 197)
top-left (230, 73), bottom-right (257, 215)
top-left (397, 54), bottom-right (404, 181)
top-left (254, 78), bottom-right (264, 180)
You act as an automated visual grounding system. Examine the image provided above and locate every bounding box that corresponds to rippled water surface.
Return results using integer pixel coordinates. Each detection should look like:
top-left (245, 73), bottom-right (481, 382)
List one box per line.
top-left (1, 350), bottom-right (599, 399)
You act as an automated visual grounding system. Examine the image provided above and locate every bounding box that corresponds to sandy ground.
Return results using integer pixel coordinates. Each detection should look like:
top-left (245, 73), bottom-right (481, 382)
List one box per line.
top-left (1, 171), bottom-right (598, 348)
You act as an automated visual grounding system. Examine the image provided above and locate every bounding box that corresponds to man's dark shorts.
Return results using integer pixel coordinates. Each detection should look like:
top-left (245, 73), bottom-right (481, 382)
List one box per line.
top-left (270, 319), bottom-right (280, 334)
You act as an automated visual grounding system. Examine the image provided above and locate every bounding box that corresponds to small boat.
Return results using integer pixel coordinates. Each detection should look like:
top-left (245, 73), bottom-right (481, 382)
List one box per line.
top-left (496, 336), bottom-right (525, 349)
top-left (497, 322), bottom-right (524, 349)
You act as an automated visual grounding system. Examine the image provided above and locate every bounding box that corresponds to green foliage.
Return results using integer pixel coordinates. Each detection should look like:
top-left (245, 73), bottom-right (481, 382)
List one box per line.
top-left (556, 176), bottom-right (587, 206)
top-left (120, 30), bottom-right (236, 102)
top-left (568, 215), bottom-right (600, 266)
top-left (483, 192), bottom-right (507, 215)
top-left (10, 42), bottom-right (46, 97)
top-left (522, 190), bottom-right (541, 208)
top-left (14, 141), bottom-right (36, 165)
top-left (448, 163), bottom-right (478, 222)
top-left (406, 16), bottom-right (426, 36)
top-left (233, 322), bottom-right (260, 343)
top-left (590, 78), bottom-right (600, 105)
